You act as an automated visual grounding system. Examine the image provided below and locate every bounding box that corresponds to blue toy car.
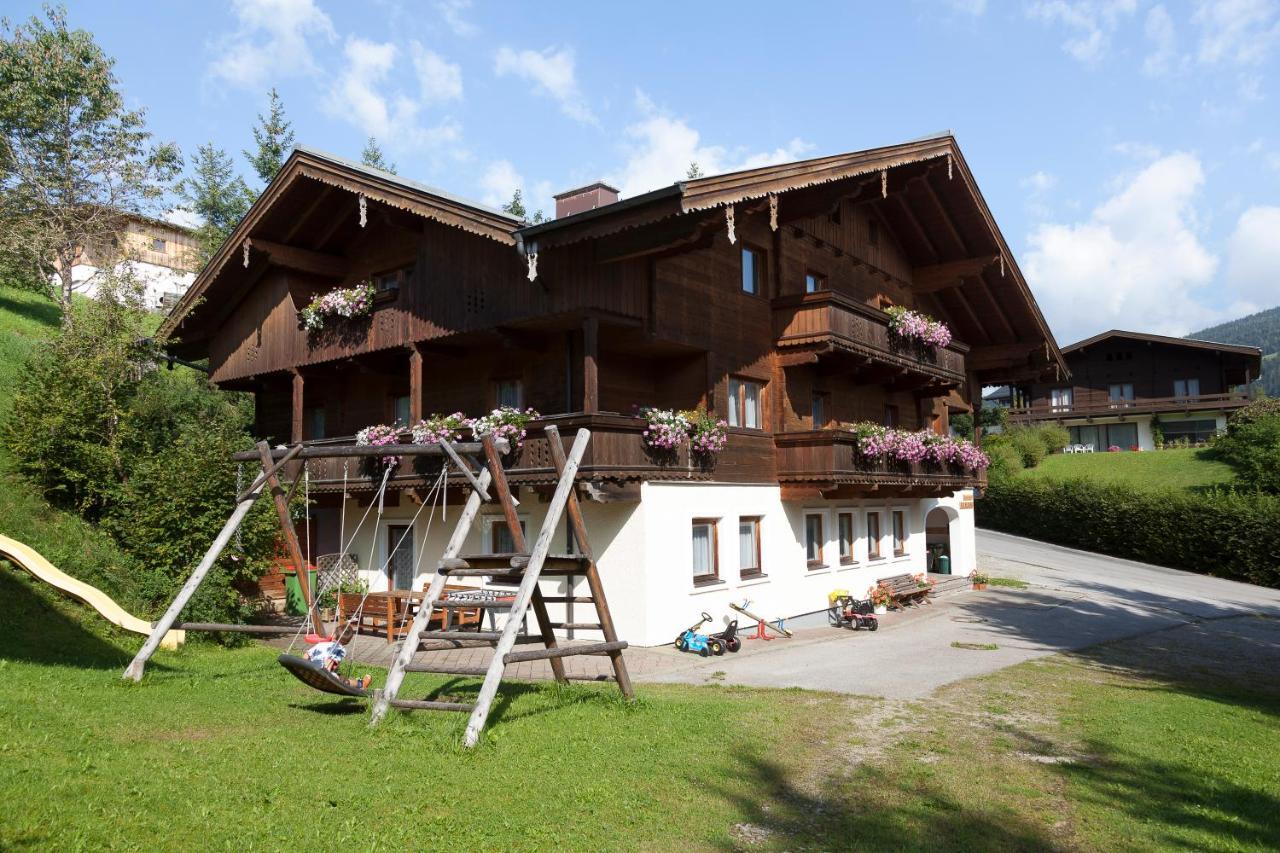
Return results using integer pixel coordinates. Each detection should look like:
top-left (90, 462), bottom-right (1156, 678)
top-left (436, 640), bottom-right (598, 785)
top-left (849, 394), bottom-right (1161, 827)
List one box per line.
top-left (675, 612), bottom-right (724, 656)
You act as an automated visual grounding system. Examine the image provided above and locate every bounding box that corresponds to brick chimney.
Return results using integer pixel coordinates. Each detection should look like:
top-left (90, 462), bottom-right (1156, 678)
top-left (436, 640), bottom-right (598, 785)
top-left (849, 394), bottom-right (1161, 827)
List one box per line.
top-left (553, 181), bottom-right (619, 219)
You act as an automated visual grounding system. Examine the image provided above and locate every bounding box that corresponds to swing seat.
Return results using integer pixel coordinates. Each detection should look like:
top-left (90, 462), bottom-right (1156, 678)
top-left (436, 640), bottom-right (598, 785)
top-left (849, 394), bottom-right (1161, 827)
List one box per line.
top-left (277, 654), bottom-right (369, 698)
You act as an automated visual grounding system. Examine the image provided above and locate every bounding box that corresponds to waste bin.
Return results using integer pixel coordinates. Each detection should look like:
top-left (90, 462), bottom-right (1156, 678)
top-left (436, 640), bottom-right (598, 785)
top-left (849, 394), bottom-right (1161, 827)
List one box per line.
top-left (283, 568), bottom-right (318, 616)
top-left (937, 555), bottom-right (951, 575)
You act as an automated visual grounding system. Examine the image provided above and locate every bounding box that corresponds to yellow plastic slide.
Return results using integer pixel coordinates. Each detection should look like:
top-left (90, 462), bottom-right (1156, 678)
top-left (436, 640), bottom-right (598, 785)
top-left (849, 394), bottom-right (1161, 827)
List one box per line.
top-left (0, 534), bottom-right (184, 650)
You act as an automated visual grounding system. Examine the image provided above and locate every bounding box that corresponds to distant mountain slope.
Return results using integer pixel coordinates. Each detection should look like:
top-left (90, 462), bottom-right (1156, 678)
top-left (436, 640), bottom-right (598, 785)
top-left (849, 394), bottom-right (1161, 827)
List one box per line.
top-left (1190, 305), bottom-right (1280, 397)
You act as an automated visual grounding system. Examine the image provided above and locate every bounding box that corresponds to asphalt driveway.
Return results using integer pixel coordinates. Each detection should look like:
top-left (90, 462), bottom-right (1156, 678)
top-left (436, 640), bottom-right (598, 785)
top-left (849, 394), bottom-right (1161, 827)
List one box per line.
top-left (636, 530), bottom-right (1280, 697)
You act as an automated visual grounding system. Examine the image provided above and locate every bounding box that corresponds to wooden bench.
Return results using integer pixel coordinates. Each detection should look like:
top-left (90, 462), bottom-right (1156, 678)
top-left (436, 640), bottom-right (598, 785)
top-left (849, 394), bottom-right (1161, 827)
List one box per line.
top-left (338, 585), bottom-right (484, 643)
top-left (877, 573), bottom-right (932, 608)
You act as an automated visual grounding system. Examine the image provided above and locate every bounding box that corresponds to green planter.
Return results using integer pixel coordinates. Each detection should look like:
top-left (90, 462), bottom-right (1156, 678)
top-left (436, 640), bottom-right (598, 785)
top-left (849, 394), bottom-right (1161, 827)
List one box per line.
top-left (282, 568), bottom-right (317, 616)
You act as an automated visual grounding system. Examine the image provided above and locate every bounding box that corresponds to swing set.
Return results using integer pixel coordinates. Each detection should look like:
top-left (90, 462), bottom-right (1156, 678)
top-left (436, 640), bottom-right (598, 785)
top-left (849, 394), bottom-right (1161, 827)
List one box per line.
top-left (123, 425), bottom-right (634, 747)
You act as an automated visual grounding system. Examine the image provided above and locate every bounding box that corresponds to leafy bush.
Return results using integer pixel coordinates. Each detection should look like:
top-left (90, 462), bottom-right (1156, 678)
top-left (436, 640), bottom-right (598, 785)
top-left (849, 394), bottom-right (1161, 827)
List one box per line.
top-left (950, 412), bottom-right (974, 440)
top-left (1035, 424), bottom-right (1070, 454)
top-left (1226, 397), bottom-right (1280, 434)
top-left (977, 406), bottom-right (1008, 430)
top-left (984, 441), bottom-right (1024, 485)
top-left (977, 478), bottom-right (1280, 588)
top-left (1007, 427), bottom-right (1047, 468)
top-left (1212, 406), bottom-right (1280, 494)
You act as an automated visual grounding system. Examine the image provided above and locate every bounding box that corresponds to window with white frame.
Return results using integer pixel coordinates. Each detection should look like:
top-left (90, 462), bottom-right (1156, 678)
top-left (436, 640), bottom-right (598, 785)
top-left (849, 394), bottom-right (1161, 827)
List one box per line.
top-left (692, 519), bottom-right (719, 583)
top-left (484, 516), bottom-right (527, 553)
top-left (892, 510), bottom-right (907, 557)
top-left (804, 512), bottom-right (826, 569)
top-left (728, 377), bottom-right (764, 429)
top-left (866, 511), bottom-right (883, 559)
top-left (1050, 387), bottom-right (1073, 412)
top-left (738, 516), bottom-right (762, 577)
top-left (837, 511), bottom-right (856, 566)
top-left (1173, 378), bottom-right (1200, 399)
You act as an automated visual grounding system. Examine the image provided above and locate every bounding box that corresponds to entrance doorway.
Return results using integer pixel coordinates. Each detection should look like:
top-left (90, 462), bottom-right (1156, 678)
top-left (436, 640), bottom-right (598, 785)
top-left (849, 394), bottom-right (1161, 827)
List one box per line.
top-left (925, 506), bottom-right (957, 574)
top-left (385, 524), bottom-right (415, 590)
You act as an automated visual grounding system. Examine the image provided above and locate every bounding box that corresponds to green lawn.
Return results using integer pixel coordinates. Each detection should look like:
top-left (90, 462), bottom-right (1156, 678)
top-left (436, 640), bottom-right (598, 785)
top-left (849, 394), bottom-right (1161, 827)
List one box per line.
top-left (1020, 447), bottom-right (1237, 493)
top-left (4, 565), bottom-right (1279, 851)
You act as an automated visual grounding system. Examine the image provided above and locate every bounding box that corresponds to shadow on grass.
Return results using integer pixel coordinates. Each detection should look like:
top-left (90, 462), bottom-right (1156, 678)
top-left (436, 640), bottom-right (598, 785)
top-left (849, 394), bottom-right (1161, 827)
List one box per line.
top-left (289, 699), bottom-right (366, 715)
top-left (0, 566), bottom-right (134, 669)
top-left (0, 289), bottom-right (60, 330)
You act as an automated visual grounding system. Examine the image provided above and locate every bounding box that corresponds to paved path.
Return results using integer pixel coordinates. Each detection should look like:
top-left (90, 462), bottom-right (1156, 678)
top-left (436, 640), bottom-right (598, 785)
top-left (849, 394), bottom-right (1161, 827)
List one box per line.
top-left (633, 530), bottom-right (1280, 698)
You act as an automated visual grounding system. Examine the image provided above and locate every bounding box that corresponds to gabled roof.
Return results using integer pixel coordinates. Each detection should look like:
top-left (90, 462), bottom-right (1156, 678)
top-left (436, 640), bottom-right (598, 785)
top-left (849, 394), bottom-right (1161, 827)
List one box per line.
top-left (1063, 329), bottom-right (1263, 359)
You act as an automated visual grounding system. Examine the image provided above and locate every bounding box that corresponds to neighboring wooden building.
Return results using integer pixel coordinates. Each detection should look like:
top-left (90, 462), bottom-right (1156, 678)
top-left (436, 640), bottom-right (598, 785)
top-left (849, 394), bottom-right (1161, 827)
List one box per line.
top-left (1007, 330), bottom-right (1261, 450)
top-left (164, 136), bottom-right (1063, 645)
top-left (70, 211), bottom-right (200, 310)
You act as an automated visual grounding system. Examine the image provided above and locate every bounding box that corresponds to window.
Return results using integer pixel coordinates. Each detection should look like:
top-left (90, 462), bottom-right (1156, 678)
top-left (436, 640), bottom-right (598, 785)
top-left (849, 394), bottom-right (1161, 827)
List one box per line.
top-left (838, 512), bottom-right (856, 566)
top-left (728, 377), bottom-right (764, 429)
top-left (485, 517), bottom-right (527, 553)
top-left (883, 404), bottom-right (900, 427)
top-left (804, 513), bottom-right (825, 569)
top-left (1108, 384), bottom-right (1134, 408)
top-left (866, 512), bottom-right (882, 559)
top-left (375, 271), bottom-right (400, 293)
top-left (1173, 378), bottom-right (1201, 399)
top-left (494, 378), bottom-right (523, 409)
top-left (1162, 418), bottom-right (1218, 444)
top-left (738, 516), bottom-right (762, 577)
top-left (150, 237), bottom-right (166, 253)
top-left (393, 395), bottom-right (411, 426)
top-left (304, 406), bottom-right (326, 440)
top-left (692, 519), bottom-right (719, 583)
top-left (1050, 388), bottom-right (1073, 412)
top-left (386, 524), bottom-right (415, 590)
top-left (811, 392), bottom-right (829, 428)
top-left (804, 272), bottom-right (826, 293)
top-left (741, 247), bottom-right (763, 295)
top-left (892, 510), bottom-right (907, 557)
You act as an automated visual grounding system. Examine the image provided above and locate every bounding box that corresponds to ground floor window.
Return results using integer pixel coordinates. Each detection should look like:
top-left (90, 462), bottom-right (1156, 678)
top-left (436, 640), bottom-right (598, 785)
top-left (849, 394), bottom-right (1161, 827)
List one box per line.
top-left (1161, 418), bottom-right (1218, 444)
top-left (867, 512), bottom-right (882, 559)
top-left (385, 523), bottom-right (415, 590)
top-left (485, 516), bottom-right (527, 553)
top-left (837, 511), bottom-right (856, 566)
top-left (692, 519), bottom-right (719, 583)
top-left (1069, 422), bottom-right (1139, 450)
top-left (804, 513), bottom-right (825, 568)
top-left (738, 516), bottom-right (762, 577)
top-left (892, 510), bottom-right (907, 557)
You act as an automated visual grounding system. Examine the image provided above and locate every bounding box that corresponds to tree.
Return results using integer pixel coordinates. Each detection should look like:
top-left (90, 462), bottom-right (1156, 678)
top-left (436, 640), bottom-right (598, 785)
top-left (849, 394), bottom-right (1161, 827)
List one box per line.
top-left (0, 7), bottom-right (180, 317)
top-left (686, 161), bottom-right (704, 179)
top-left (502, 189), bottom-right (543, 223)
top-left (361, 136), bottom-right (396, 174)
top-left (178, 143), bottom-right (255, 264)
top-left (244, 87), bottom-right (294, 185)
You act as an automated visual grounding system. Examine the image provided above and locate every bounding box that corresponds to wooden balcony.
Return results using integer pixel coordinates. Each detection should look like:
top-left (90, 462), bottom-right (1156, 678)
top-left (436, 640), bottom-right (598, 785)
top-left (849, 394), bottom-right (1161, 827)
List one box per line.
top-left (774, 430), bottom-right (983, 495)
top-left (772, 292), bottom-right (968, 387)
top-left (298, 413), bottom-right (778, 495)
top-left (1006, 391), bottom-right (1253, 422)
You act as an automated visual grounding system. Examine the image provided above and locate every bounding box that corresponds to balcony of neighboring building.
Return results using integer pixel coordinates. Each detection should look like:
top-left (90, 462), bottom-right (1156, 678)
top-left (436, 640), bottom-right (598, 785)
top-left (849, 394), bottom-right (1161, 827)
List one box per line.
top-left (1007, 389), bottom-right (1255, 422)
top-left (771, 291), bottom-right (968, 391)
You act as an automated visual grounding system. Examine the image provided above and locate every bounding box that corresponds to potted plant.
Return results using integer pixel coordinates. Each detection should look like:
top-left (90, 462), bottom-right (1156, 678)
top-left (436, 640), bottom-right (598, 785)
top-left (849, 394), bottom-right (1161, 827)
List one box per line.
top-left (466, 406), bottom-right (540, 452)
top-left (298, 280), bottom-right (376, 331)
top-left (970, 570), bottom-right (990, 590)
top-left (317, 578), bottom-right (369, 621)
top-left (867, 582), bottom-right (893, 614)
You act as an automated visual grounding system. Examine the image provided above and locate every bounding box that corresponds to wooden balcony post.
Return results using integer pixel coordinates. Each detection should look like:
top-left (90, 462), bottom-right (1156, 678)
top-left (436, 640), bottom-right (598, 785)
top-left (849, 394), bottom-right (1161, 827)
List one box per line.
top-left (582, 316), bottom-right (599, 413)
top-left (290, 369), bottom-right (304, 444)
top-left (408, 344), bottom-right (424, 423)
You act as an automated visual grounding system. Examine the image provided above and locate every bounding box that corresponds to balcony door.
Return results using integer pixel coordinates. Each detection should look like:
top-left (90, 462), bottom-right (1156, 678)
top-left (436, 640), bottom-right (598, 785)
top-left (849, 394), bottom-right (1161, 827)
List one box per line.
top-left (385, 524), bottom-right (415, 591)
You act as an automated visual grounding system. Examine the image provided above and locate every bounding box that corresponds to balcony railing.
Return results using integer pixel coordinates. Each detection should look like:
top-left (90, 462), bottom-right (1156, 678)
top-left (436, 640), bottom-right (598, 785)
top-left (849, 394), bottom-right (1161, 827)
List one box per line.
top-left (772, 291), bottom-right (968, 384)
top-left (774, 430), bottom-right (984, 491)
top-left (297, 413), bottom-right (777, 492)
top-left (1006, 391), bottom-right (1253, 421)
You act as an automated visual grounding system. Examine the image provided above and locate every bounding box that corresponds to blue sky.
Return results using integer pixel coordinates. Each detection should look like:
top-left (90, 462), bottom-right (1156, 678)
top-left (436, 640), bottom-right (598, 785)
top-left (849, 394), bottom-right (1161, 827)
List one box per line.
top-left (15, 0), bottom-right (1280, 344)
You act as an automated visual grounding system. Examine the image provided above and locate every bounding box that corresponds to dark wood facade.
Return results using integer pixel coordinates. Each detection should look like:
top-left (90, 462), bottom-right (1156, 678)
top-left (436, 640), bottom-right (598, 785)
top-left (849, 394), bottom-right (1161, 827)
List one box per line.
top-left (1008, 331), bottom-right (1261, 422)
top-left (164, 138), bottom-right (1064, 499)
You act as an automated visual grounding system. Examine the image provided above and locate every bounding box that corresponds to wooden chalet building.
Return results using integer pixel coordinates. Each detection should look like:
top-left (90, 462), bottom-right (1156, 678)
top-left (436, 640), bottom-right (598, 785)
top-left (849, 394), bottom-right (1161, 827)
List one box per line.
top-left (1004, 330), bottom-right (1261, 451)
top-left (163, 135), bottom-right (1064, 645)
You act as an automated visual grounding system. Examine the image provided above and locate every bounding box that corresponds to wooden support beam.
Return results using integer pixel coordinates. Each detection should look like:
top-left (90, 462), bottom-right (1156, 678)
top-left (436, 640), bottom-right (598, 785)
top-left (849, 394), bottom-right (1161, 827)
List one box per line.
top-left (256, 441), bottom-right (319, 631)
top-left (776, 348), bottom-right (824, 368)
top-left (291, 370), bottom-right (304, 445)
top-left (281, 184), bottom-right (334, 244)
top-left (948, 285), bottom-right (994, 346)
top-left (919, 177), bottom-right (971, 256)
top-left (974, 273), bottom-right (1019, 342)
top-left (912, 256), bottom-right (998, 293)
top-left (966, 342), bottom-right (1041, 372)
top-left (582, 316), bottom-right (599, 414)
top-left (408, 345), bottom-right (423, 424)
top-left (247, 238), bottom-right (349, 278)
top-left (886, 193), bottom-right (942, 263)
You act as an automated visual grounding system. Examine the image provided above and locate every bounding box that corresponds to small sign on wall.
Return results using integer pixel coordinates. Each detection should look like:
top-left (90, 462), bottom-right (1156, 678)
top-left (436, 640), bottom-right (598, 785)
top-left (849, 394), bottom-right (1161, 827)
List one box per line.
top-left (959, 495), bottom-right (975, 511)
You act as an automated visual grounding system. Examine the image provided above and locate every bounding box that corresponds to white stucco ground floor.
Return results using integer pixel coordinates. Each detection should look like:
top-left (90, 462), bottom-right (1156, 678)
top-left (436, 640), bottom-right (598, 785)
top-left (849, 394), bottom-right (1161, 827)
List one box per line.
top-left (1056, 411), bottom-right (1229, 451)
top-left (310, 483), bottom-right (977, 648)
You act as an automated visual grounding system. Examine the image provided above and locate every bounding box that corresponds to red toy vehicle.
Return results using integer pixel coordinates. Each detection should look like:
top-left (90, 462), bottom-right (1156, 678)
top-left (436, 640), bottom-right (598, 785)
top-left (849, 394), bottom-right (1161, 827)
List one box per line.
top-left (827, 590), bottom-right (879, 631)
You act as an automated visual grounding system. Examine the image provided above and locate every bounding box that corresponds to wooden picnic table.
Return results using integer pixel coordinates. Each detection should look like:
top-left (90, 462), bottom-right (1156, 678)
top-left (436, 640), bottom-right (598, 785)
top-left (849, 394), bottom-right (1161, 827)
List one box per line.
top-left (339, 586), bottom-right (484, 643)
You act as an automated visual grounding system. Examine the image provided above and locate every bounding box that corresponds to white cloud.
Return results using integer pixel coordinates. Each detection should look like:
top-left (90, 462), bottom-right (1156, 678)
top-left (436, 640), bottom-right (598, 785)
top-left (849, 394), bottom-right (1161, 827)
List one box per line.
top-left (1021, 171), bottom-right (1058, 193)
top-left (436, 0), bottom-right (477, 37)
top-left (1225, 206), bottom-right (1280, 307)
top-left (604, 92), bottom-right (813, 199)
top-left (324, 38), bottom-right (464, 159)
top-left (480, 160), bottom-right (522, 209)
top-left (1023, 153), bottom-right (1223, 343)
top-left (1142, 4), bottom-right (1183, 76)
top-left (412, 44), bottom-right (463, 104)
top-left (494, 46), bottom-right (595, 125)
top-left (1028, 0), bottom-right (1138, 64)
top-left (208, 0), bottom-right (335, 88)
top-left (1193, 0), bottom-right (1280, 66)
top-left (163, 208), bottom-right (203, 229)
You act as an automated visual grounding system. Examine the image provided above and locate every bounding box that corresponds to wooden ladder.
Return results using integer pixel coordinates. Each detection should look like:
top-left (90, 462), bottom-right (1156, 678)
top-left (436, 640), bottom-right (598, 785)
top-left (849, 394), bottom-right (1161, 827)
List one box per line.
top-left (370, 425), bottom-right (634, 747)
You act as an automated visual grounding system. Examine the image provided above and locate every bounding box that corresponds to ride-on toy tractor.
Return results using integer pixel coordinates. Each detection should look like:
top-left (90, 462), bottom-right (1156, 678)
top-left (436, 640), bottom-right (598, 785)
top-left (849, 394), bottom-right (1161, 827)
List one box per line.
top-left (711, 619), bottom-right (741, 653)
top-left (676, 612), bottom-right (724, 656)
top-left (828, 589), bottom-right (879, 631)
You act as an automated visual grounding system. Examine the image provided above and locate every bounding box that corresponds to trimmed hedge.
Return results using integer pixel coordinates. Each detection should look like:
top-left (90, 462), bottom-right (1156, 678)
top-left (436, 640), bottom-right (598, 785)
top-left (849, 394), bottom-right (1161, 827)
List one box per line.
top-left (977, 477), bottom-right (1280, 588)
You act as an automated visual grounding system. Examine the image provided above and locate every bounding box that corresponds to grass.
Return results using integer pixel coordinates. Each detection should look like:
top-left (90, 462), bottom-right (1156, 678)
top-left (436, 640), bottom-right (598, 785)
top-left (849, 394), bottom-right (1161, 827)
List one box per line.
top-left (1020, 447), bottom-right (1238, 493)
top-left (988, 577), bottom-right (1029, 589)
top-left (5, 562), bottom-right (1279, 850)
top-left (951, 641), bottom-right (1000, 650)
